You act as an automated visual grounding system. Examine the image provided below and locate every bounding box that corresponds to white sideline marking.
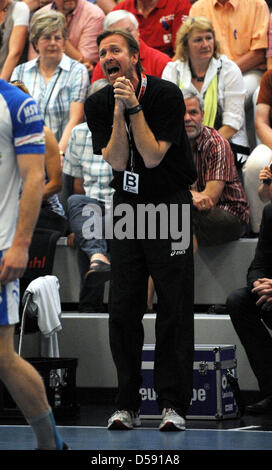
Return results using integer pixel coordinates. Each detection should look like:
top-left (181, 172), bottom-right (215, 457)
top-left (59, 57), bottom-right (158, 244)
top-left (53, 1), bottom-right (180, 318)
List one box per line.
top-left (230, 425), bottom-right (261, 431)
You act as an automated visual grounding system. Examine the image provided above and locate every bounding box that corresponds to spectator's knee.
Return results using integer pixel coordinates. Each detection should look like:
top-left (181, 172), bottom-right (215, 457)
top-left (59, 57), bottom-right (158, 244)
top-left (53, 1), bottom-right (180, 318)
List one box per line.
top-left (67, 194), bottom-right (79, 208)
top-left (226, 287), bottom-right (248, 319)
top-left (66, 194), bottom-right (85, 216)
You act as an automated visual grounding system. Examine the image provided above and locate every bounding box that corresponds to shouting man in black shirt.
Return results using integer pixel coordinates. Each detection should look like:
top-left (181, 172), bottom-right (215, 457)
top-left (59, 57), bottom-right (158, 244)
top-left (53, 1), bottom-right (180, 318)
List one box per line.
top-left (84, 29), bottom-right (196, 432)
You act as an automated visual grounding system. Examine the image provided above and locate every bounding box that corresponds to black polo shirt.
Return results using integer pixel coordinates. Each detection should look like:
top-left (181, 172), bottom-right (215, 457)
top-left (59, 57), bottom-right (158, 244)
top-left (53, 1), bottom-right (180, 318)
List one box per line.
top-left (84, 75), bottom-right (196, 203)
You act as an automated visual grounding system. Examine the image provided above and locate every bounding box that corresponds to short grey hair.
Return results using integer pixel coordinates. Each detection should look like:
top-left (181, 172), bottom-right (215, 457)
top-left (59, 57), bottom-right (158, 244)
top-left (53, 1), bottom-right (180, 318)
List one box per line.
top-left (182, 89), bottom-right (204, 113)
top-left (30, 10), bottom-right (67, 52)
top-left (103, 10), bottom-right (139, 30)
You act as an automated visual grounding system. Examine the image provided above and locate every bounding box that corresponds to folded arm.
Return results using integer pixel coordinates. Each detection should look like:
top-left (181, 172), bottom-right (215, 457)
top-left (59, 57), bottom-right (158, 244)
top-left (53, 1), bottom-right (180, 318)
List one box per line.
top-left (236, 49), bottom-right (266, 73)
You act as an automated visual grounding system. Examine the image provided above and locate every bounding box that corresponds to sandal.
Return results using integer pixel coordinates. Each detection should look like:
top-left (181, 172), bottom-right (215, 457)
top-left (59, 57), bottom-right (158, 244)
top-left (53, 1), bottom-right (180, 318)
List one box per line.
top-left (85, 259), bottom-right (111, 287)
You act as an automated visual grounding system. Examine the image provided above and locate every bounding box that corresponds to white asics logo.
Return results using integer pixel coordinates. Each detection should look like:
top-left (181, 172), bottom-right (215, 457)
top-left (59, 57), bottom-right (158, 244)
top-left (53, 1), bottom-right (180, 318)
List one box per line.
top-left (170, 250), bottom-right (186, 256)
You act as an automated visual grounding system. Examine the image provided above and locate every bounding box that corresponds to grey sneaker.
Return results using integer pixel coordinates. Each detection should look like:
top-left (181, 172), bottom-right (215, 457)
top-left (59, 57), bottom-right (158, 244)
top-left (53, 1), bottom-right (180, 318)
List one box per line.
top-left (108, 410), bottom-right (141, 430)
top-left (158, 408), bottom-right (186, 431)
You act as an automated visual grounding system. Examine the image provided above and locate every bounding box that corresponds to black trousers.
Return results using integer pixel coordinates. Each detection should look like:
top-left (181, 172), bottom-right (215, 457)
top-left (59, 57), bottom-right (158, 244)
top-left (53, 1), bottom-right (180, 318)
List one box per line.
top-left (227, 287), bottom-right (272, 397)
top-left (36, 207), bottom-right (68, 236)
top-left (108, 190), bottom-right (194, 416)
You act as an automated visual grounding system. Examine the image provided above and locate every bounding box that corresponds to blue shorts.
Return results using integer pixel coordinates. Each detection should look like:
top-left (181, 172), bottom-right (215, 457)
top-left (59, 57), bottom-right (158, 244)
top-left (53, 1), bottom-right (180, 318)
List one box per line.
top-left (0, 250), bottom-right (20, 326)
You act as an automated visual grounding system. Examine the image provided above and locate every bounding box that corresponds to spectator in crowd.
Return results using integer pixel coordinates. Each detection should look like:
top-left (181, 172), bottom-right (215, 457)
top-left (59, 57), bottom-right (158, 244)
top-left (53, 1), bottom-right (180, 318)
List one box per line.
top-left (24, 0), bottom-right (117, 14)
top-left (227, 201), bottom-right (272, 415)
top-left (35, 122), bottom-right (68, 235)
top-left (189, 0), bottom-right (270, 149)
top-left (184, 91), bottom-right (249, 253)
top-left (243, 70), bottom-right (272, 234)
top-left (162, 16), bottom-right (249, 170)
top-left (249, 1), bottom-right (272, 149)
top-left (23, 0), bottom-right (51, 13)
top-left (28, 0), bottom-right (105, 74)
top-left (258, 159), bottom-right (272, 204)
top-left (11, 80), bottom-right (67, 234)
top-left (11, 10), bottom-right (89, 156)
top-left (91, 9), bottom-right (171, 82)
top-left (0, 77), bottom-right (67, 450)
top-left (63, 79), bottom-right (113, 313)
top-left (11, 79), bottom-right (68, 236)
top-left (85, 29), bottom-right (196, 432)
top-left (0, 0), bottom-right (30, 81)
top-left (148, 88), bottom-right (250, 311)
top-left (189, 0), bottom-right (269, 103)
top-left (96, 0), bottom-right (117, 14)
top-left (243, 1), bottom-right (272, 235)
top-left (111, 0), bottom-right (191, 57)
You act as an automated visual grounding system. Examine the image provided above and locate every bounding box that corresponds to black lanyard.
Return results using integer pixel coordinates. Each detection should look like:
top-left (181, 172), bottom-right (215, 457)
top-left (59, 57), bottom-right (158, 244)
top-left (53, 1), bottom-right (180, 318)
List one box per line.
top-left (42, 67), bottom-right (62, 120)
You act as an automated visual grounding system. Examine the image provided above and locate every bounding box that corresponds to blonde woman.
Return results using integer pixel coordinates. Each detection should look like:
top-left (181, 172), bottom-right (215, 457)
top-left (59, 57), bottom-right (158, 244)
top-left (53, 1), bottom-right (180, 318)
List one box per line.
top-left (162, 16), bottom-right (249, 167)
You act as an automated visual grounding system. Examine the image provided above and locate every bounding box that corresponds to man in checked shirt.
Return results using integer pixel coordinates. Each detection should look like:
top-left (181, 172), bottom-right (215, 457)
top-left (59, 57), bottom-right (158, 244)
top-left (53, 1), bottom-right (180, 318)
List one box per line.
top-left (183, 91), bottom-right (250, 254)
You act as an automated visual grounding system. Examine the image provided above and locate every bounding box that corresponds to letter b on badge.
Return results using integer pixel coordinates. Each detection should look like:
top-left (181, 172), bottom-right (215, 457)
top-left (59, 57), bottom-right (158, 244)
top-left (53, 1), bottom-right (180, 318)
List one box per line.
top-left (123, 170), bottom-right (139, 194)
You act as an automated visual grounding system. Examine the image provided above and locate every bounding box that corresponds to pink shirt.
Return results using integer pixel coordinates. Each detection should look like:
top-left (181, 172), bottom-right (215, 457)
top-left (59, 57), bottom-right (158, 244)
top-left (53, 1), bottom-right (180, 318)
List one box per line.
top-left (28, 0), bottom-right (105, 64)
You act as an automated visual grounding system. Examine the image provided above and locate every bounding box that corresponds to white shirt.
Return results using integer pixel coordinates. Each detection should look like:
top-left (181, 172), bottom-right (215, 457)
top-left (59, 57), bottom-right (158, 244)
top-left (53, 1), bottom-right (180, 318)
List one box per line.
top-left (11, 54), bottom-right (89, 142)
top-left (12, 1), bottom-right (30, 26)
top-left (162, 54), bottom-right (249, 151)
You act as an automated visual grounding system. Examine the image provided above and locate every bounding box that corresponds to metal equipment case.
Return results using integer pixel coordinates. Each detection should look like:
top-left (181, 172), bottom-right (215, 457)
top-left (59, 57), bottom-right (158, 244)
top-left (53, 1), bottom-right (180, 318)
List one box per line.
top-left (140, 344), bottom-right (239, 420)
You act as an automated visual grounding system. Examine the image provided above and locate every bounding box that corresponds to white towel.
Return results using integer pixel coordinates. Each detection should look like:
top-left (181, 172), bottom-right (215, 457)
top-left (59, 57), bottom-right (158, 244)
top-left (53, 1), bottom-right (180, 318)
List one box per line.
top-left (40, 334), bottom-right (60, 358)
top-left (25, 275), bottom-right (62, 338)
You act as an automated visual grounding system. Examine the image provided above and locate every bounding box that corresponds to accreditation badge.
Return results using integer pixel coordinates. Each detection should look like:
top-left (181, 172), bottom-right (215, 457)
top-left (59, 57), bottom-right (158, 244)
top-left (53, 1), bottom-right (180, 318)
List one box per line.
top-left (123, 170), bottom-right (139, 194)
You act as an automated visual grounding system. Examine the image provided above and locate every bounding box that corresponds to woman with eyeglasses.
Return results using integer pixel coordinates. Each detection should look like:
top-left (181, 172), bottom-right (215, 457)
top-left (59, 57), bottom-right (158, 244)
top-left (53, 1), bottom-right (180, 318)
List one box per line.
top-left (11, 9), bottom-right (89, 156)
top-left (0, 0), bottom-right (30, 81)
top-left (162, 16), bottom-right (250, 169)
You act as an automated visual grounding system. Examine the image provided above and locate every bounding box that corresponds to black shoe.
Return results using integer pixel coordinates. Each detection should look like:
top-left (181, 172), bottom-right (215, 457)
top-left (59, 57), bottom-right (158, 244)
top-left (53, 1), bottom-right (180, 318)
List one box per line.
top-left (207, 304), bottom-right (227, 314)
top-left (85, 260), bottom-right (111, 287)
top-left (246, 395), bottom-right (272, 415)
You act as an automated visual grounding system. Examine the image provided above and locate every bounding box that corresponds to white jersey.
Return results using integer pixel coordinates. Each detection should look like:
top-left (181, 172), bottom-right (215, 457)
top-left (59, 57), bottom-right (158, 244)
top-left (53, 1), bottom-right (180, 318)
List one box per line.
top-left (0, 79), bottom-right (45, 250)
